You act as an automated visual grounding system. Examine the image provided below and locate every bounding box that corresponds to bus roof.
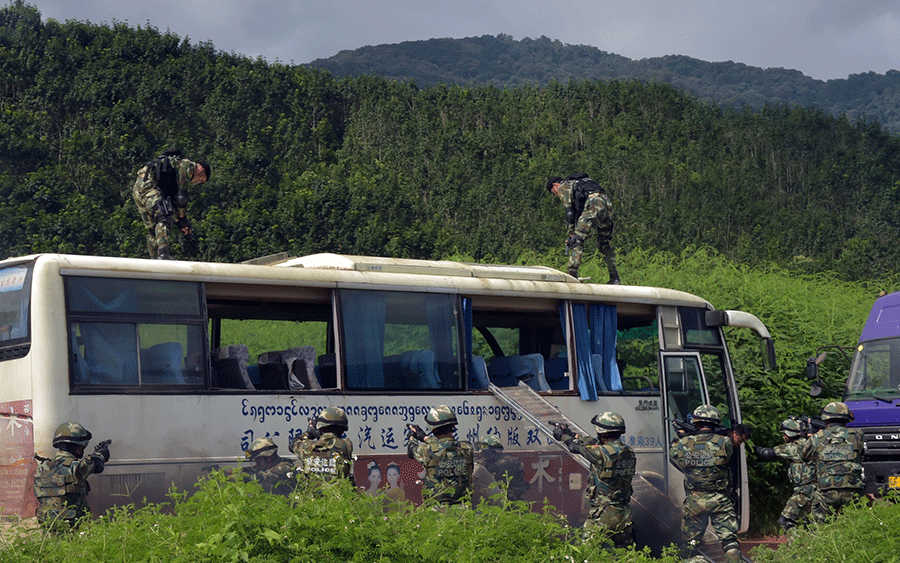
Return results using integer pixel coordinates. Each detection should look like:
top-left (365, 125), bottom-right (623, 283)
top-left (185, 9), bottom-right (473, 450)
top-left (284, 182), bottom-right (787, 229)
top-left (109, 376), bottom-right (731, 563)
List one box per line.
top-left (12, 253), bottom-right (712, 309)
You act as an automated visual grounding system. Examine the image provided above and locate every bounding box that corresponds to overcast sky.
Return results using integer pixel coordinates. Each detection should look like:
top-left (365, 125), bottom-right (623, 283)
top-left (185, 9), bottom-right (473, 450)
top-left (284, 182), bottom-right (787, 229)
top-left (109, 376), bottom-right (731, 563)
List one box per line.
top-left (29, 0), bottom-right (900, 81)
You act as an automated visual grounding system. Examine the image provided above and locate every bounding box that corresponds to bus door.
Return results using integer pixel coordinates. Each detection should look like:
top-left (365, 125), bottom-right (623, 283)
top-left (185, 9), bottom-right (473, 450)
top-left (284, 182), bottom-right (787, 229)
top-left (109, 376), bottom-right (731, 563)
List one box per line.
top-left (660, 351), bottom-right (708, 504)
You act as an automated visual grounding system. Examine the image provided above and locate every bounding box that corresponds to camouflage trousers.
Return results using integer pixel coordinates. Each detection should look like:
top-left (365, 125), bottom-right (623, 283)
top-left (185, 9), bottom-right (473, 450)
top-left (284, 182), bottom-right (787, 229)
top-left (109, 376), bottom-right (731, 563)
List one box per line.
top-left (132, 174), bottom-right (183, 259)
top-left (681, 491), bottom-right (739, 555)
top-left (809, 488), bottom-right (862, 523)
top-left (781, 484), bottom-right (814, 527)
top-left (567, 192), bottom-right (616, 280)
top-left (582, 502), bottom-right (634, 548)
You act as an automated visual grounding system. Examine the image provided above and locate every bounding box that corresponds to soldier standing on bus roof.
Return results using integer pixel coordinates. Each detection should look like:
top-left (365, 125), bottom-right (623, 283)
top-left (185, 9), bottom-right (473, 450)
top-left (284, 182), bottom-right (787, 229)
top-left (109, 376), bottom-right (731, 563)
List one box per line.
top-left (475, 434), bottom-right (530, 502)
top-left (800, 401), bottom-right (863, 523)
top-left (546, 173), bottom-right (620, 284)
top-left (242, 437), bottom-right (296, 496)
top-left (290, 407), bottom-right (355, 485)
top-left (407, 405), bottom-right (474, 507)
top-left (132, 149), bottom-right (210, 260)
top-left (668, 405), bottom-right (741, 563)
top-left (554, 412), bottom-right (636, 548)
top-left (33, 422), bottom-right (110, 532)
top-left (755, 417), bottom-right (816, 531)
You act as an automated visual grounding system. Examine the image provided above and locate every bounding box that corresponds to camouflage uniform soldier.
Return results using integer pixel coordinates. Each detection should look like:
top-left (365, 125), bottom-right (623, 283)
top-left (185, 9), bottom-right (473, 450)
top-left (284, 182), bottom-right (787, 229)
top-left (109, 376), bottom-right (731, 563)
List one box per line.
top-left (132, 149), bottom-right (210, 259)
top-left (801, 402), bottom-right (863, 523)
top-left (33, 422), bottom-right (110, 531)
top-left (755, 418), bottom-right (816, 530)
top-left (554, 412), bottom-right (636, 547)
top-left (290, 407), bottom-right (355, 485)
top-left (475, 434), bottom-right (530, 502)
top-left (243, 437), bottom-right (296, 496)
top-left (546, 173), bottom-right (619, 283)
top-left (407, 405), bottom-right (474, 506)
top-left (668, 405), bottom-right (741, 563)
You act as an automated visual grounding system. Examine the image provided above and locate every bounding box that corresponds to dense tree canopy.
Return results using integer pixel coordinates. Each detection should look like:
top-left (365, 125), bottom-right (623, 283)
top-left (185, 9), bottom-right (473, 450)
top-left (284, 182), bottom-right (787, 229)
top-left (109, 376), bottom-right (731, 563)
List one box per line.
top-left (2, 1), bottom-right (900, 282)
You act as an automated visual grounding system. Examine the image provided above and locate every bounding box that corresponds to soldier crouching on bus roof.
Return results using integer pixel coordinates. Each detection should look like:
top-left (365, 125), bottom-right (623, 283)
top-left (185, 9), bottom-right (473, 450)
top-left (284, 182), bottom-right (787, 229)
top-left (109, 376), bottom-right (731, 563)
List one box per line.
top-left (242, 437), bottom-right (296, 496)
top-left (668, 405), bottom-right (741, 563)
top-left (33, 422), bottom-right (110, 532)
top-left (755, 417), bottom-right (815, 531)
top-left (800, 401), bottom-right (863, 524)
top-left (291, 407), bottom-right (355, 485)
top-left (407, 405), bottom-right (474, 507)
top-left (554, 413), bottom-right (636, 548)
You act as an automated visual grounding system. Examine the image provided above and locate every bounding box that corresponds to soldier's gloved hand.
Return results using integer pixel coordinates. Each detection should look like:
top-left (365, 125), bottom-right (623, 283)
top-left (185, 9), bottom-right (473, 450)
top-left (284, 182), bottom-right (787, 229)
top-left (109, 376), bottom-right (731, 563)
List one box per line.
top-left (176, 217), bottom-right (193, 236)
top-left (407, 424), bottom-right (427, 441)
top-left (754, 446), bottom-right (777, 461)
top-left (97, 445), bottom-right (110, 462)
top-left (552, 423), bottom-right (571, 442)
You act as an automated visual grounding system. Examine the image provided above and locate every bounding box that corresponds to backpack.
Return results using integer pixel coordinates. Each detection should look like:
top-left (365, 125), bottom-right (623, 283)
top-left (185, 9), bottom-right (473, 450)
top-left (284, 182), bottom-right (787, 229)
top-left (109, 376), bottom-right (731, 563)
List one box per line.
top-left (567, 173), bottom-right (605, 215)
top-left (143, 148), bottom-right (183, 199)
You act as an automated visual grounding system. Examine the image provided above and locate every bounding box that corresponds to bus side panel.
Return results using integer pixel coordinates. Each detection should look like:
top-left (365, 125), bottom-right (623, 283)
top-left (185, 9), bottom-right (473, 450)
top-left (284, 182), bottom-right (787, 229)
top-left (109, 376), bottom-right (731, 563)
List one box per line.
top-left (0, 399), bottom-right (36, 517)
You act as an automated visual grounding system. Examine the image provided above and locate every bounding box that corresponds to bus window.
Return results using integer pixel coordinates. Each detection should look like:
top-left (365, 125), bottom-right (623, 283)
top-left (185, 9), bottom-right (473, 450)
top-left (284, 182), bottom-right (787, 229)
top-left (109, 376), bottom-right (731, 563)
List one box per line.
top-left (339, 290), bottom-right (462, 391)
top-left (617, 321), bottom-right (660, 393)
top-left (0, 263), bottom-right (33, 359)
top-left (65, 277), bottom-right (205, 390)
top-left (470, 301), bottom-right (564, 392)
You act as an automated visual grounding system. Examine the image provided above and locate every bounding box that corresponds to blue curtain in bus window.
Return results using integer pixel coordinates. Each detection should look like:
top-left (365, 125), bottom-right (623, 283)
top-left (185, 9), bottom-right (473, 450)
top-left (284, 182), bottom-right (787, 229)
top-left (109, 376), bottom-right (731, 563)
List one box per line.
top-left (427, 295), bottom-right (456, 389)
top-left (589, 304), bottom-right (622, 392)
top-left (568, 303), bottom-right (599, 401)
top-left (342, 291), bottom-right (385, 389)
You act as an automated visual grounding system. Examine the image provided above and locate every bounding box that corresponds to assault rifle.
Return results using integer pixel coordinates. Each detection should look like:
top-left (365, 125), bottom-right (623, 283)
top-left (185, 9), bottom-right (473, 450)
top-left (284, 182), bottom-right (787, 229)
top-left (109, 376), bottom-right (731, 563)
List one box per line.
top-left (667, 418), bottom-right (730, 437)
top-left (799, 415), bottom-right (826, 437)
top-left (305, 416), bottom-right (321, 440)
top-left (94, 439), bottom-right (111, 461)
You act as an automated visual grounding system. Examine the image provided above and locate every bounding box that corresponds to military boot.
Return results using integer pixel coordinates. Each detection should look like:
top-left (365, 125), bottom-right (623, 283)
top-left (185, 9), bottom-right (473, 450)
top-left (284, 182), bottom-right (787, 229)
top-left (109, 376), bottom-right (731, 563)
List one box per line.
top-left (156, 244), bottom-right (173, 260)
top-left (601, 245), bottom-right (620, 284)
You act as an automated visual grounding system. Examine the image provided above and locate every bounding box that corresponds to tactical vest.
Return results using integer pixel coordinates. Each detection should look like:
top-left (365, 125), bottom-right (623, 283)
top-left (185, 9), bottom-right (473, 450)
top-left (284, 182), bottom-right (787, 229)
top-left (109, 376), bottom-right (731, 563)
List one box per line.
top-left (295, 434), bottom-right (353, 480)
top-left (567, 173), bottom-right (605, 216)
top-left (585, 440), bottom-right (636, 506)
top-left (423, 438), bottom-right (474, 503)
top-left (33, 453), bottom-right (90, 521)
top-left (676, 432), bottom-right (731, 493)
top-left (814, 426), bottom-right (863, 490)
top-left (142, 150), bottom-right (183, 199)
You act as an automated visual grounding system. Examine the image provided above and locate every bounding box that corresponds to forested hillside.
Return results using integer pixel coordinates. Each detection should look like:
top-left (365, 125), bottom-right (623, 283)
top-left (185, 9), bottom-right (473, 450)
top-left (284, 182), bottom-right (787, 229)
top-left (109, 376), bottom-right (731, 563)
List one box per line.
top-left (310, 34), bottom-right (900, 134)
top-left (2, 2), bottom-right (900, 283)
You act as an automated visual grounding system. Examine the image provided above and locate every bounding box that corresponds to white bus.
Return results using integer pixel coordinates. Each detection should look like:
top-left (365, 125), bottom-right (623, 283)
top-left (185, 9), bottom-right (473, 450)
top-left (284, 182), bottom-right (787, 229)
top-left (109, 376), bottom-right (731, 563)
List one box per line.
top-left (0, 252), bottom-right (773, 554)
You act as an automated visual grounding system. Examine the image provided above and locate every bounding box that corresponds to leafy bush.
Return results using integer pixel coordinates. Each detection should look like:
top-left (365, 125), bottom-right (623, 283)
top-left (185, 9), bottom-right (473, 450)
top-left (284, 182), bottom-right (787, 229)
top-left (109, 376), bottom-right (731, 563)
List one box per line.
top-left (0, 472), bottom-right (677, 562)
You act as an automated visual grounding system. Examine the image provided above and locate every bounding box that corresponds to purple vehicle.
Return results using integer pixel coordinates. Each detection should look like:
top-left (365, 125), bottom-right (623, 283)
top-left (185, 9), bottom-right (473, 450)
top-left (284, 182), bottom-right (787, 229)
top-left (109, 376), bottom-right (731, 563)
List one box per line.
top-left (811, 291), bottom-right (900, 495)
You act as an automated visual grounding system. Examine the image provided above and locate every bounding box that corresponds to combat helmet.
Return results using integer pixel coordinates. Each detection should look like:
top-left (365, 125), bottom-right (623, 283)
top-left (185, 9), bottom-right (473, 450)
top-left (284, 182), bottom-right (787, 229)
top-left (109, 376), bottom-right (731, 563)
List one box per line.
top-left (245, 437), bottom-right (278, 460)
top-left (425, 404), bottom-right (458, 431)
top-left (476, 434), bottom-right (503, 451)
top-left (315, 407), bottom-right (349, 431)
top-left (691, 404), bottom-right (721, 427)
top-left (820, 401), bottom-right (853, 423)
top-left (780, 418), bottom-right (804, 438)
top-left (591, 412), bottom-right (626, 435)
top-left (51, 422), bottom-right (92, 449)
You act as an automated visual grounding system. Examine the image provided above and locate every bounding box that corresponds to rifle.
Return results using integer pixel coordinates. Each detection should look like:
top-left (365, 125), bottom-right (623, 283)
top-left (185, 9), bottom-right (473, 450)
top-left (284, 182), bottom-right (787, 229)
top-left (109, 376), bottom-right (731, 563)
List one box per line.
top-left (564, 234), bottom-right (578, 257)
top-left (799, 415), bottom-right (826, 437)
top-left (667, 418), bottom-right (729, 437)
